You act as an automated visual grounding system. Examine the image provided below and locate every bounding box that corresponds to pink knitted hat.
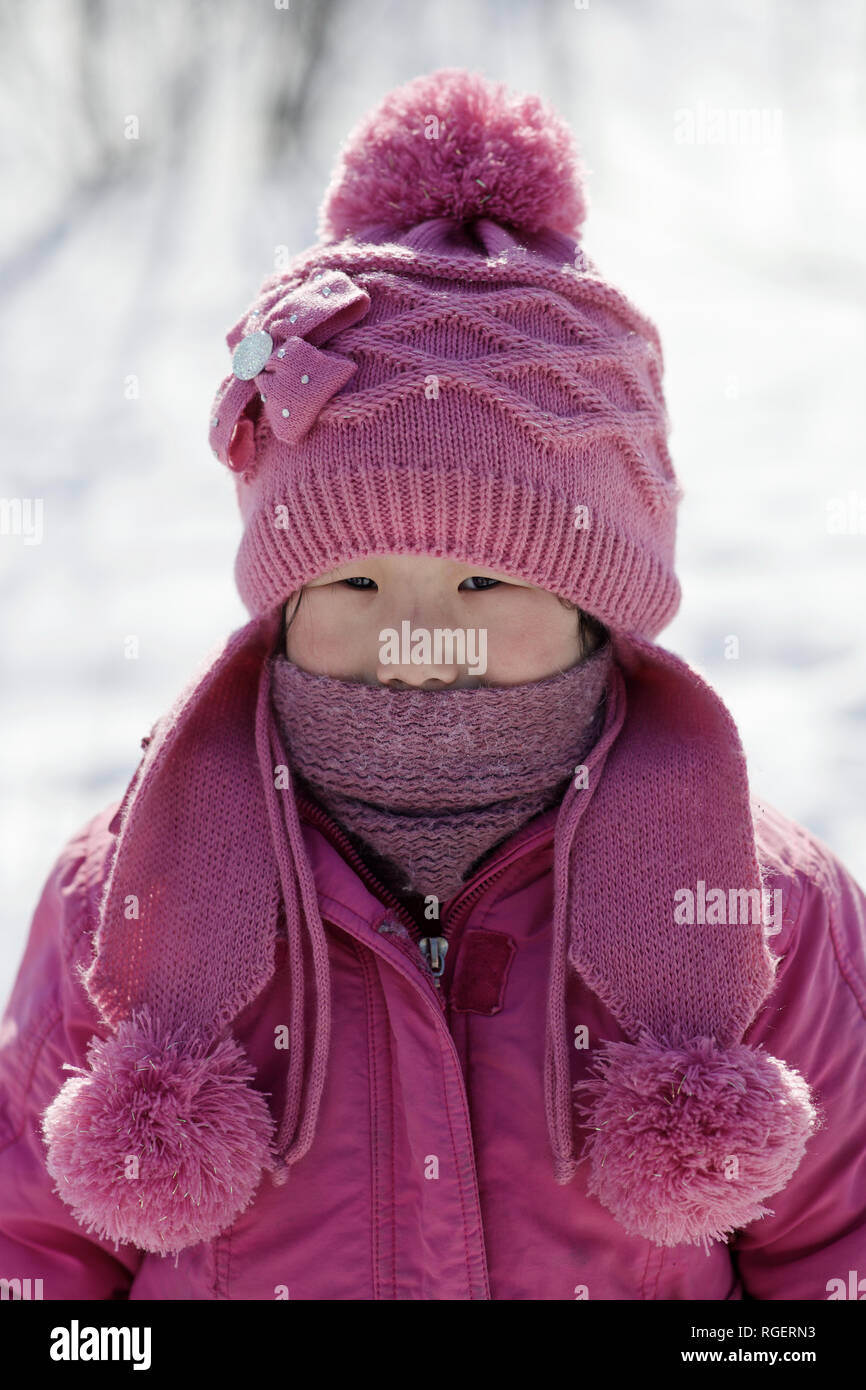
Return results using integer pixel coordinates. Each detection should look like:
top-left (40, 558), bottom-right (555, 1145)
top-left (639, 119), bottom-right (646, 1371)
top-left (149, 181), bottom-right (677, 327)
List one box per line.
top-left (42, 69), bottom-right (817, 1258)
top-left (209, 70), bottom-right (679, 634)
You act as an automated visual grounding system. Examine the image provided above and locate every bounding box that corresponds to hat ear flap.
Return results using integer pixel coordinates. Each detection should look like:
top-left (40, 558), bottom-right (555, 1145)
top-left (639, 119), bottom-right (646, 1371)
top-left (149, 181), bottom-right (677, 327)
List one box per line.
top-left (82, 610), bottom-right (282, 1032)
top-left (41, 612), bottom-right (287, 1256)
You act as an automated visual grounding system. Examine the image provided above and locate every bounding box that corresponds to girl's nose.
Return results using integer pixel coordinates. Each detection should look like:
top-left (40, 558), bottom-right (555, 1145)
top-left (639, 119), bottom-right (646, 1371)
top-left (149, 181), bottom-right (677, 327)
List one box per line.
top-left (374, 607), bottom-right (464, 688)
top-left (380, 666), bottom-right (461, 689)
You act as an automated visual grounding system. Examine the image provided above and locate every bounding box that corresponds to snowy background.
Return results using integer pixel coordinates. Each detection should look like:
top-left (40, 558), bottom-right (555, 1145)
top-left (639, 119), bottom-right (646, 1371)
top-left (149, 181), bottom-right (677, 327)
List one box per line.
top-left (1, 0), bottom-right (864, 1005)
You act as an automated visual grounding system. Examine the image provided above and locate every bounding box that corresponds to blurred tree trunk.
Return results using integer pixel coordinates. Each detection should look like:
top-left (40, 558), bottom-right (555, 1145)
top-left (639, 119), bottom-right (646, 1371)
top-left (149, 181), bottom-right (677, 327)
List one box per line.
top-left (260, 0), bottom-right (339, 166)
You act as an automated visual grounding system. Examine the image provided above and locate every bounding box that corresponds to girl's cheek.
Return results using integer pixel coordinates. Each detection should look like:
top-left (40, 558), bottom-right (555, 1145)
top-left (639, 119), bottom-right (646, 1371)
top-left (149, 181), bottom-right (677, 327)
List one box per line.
top-left (287, 599), bottom-right (371, 677)
top-left (484, 608), bottom-right (581, 682)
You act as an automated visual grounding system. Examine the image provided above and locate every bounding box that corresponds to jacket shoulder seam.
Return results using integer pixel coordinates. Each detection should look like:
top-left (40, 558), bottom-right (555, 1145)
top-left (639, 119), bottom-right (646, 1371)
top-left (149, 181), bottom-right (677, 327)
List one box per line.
top-left (786, 838), bottom-right (866, 1025)
top-left (821, 868), bottom-right (866, 1024)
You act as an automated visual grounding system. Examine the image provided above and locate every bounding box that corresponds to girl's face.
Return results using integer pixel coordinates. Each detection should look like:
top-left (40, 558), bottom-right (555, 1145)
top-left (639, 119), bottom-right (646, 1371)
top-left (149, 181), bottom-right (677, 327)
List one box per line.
top-left (282, 553), bottom-right (599, 688)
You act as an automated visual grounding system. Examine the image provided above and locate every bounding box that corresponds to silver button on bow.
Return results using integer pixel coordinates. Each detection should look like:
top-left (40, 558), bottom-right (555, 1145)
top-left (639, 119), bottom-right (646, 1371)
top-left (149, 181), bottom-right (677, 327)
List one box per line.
top-left (231, 330), bottom-right (274, 381)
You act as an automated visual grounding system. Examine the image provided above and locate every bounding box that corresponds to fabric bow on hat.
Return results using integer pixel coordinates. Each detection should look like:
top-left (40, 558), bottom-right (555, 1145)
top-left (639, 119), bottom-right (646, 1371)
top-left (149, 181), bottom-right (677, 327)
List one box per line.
top-left (208, 268), bottom-right (371, 473)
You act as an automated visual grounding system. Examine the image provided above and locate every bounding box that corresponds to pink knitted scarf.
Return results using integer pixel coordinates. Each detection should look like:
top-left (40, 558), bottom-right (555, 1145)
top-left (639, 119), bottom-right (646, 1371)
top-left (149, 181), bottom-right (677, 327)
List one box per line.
top-left (42, 608), bottom-right (818, 1260)
top-left (268, 639), bottom-right (613, 910)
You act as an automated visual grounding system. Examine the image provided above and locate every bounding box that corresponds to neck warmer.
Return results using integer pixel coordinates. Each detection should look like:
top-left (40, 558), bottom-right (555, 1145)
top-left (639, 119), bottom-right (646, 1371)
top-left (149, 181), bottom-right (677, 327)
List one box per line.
top-left (267, 639), bottom-right (613, 910)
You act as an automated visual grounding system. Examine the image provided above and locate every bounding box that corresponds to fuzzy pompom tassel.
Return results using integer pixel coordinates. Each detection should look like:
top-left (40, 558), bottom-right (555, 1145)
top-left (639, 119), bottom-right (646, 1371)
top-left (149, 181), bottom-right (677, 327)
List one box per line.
top-left (318, 67), bottom-right (587, 242)
top-left (42, 1007), bottom-right (276, 1257)
top-left (572, 1034), bottom-right (818, 1250)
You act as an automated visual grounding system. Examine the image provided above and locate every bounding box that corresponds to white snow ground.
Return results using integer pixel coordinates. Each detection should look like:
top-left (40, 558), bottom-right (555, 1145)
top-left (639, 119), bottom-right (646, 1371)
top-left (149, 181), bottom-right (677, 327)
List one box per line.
top-left (1, 0), bottom-right (864, 1006)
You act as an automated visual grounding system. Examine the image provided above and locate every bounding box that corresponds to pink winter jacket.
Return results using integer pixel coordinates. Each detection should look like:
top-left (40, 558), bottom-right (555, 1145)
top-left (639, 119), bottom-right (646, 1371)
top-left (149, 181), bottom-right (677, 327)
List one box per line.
top-left (2, 782), bottom-right (866, 1300)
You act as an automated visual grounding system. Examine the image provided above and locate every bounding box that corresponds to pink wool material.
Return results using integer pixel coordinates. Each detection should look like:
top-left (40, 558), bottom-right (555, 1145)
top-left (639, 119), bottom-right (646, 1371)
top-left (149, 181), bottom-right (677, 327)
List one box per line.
top-left (38, 68), bottom-right (819, 1259)
top-left (209, 70), bottom-right (681, 630)
top-left (42, 1007), bottom-right (276, 1258)
top-left (267, 638), bottom-right (613, 906)
top-left (572, 1033), bottom-right (818, 1249)
top-left (317, 67), bottom-right (589, 242)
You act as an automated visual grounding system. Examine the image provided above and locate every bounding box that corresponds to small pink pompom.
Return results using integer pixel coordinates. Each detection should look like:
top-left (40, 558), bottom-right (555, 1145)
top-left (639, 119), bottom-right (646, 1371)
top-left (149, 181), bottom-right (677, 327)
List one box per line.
top-left (42, 1007), bottom-right (276, 1257)
top-left (572, 1033), bottom-right (819, 1250)
top-left (318, 66), bottom-right (587, 242)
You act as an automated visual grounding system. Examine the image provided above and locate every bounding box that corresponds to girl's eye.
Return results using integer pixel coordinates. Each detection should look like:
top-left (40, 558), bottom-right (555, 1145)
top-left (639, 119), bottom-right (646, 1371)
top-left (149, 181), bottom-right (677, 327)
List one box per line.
top-left (341, 576), bottom-right (377, 590)
top-left (460, 576), bottom-right (501, 591)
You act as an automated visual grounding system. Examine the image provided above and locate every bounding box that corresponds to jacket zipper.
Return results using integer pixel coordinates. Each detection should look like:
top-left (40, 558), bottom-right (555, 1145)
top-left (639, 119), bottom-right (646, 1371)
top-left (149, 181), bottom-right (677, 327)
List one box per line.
top-left (432, 829), bottom-right (554, 990)
top-left (295, 791), bottom-right (555, 993)
top-left (294, 792), bottom-right (443, 990)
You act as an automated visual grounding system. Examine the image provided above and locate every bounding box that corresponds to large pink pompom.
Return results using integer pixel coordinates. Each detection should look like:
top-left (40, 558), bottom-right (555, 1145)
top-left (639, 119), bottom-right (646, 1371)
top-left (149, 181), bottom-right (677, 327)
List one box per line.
top-left (318, 66), bottom-right (587, 242)
top-left (42, 1007), bottom-right (276, 1257)
top-left (572, 1034), bottom-right (819, 1250)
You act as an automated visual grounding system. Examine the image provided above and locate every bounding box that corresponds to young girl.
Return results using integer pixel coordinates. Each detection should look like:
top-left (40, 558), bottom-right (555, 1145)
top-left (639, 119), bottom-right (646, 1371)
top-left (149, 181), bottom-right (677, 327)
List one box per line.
top-left (2, 67), bottom-right (865, 1302)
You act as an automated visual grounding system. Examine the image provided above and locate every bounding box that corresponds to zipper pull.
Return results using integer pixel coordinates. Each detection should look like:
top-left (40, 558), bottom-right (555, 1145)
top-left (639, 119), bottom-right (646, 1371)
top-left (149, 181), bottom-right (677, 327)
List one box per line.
top-left (419, 936), bottom-right (448, 988)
